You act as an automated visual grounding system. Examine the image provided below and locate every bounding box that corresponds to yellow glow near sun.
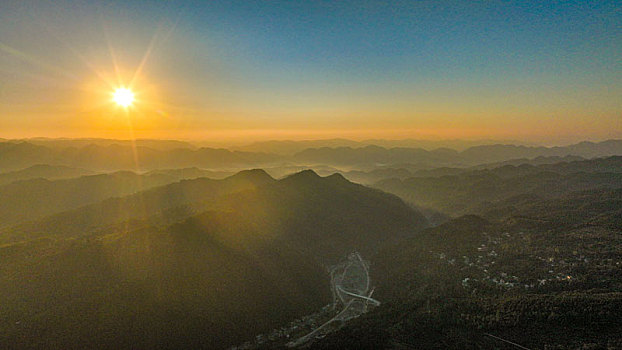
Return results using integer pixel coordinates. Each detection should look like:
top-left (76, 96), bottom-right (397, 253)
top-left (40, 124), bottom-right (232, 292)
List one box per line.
top-left (112, 87), bottom-right (135, 108)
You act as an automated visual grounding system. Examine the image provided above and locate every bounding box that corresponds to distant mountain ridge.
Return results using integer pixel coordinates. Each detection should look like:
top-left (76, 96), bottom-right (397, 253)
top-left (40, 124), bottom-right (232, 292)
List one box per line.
top-left (374, 156), bottom-right (622, 216)
top-left (14, 138), bottom-right (197, 150)
top-left (293, 139), bottom-right (622, 167)
top-left (233, 138), bottom-right (528, 154)
top-left (0, 141), bottom-right (280, 172)
top-left (0, 167), bottom-right (251, 230)
top-left (2, 139), bottom-right (620, 172)
top-left (0, 164), bottom-right (94, 186)
top-left (338, 155), bottom-right (607, 184)
top-left (0, 171), bottom-right (189, 229)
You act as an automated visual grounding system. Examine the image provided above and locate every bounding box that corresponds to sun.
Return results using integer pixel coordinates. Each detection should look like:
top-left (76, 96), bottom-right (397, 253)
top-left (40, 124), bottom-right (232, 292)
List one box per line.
top-left (112, 87), bottom-right (135, 108)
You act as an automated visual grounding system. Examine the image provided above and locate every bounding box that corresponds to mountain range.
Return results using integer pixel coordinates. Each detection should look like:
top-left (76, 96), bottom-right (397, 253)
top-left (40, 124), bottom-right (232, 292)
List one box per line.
top-left (0, 170), bottom-right (426, 349)
top-left (1, 138), bottom-right (621, 349)
top-left (2, 139), bottom-right (621, 173)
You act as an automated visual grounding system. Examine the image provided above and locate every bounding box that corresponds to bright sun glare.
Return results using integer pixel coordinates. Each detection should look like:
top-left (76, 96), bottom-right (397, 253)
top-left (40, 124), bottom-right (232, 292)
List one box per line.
top-left (112, 87), bottom-right (135, 108)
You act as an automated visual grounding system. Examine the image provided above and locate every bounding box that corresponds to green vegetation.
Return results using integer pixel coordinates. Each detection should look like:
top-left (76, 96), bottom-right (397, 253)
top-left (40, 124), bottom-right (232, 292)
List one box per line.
top-left (0, 170), bottom-right (425, 349)
top-left (312, 163), bottom-right (622, 349)
top-left (0, 139), bottom-right (620, 349)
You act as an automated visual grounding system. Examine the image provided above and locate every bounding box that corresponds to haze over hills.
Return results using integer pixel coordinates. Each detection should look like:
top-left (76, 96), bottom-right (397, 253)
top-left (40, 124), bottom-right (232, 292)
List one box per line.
top-left (0, 138), bottom-right (621, 350)
top-left (14, 138), bottom-right (197, 151)
top-left (1, 139), bottom-right (621, 174)
top-left (0, 169), bottom-right (276, 243)
top-left (374, 156), bottom-right (622, 216)
top-left (292, 140), bottom-right (622, 168)
top-left (0, 169), bottom-right (246, 231)
top-left (339, 155), bottom-right (596, 184)
top-left (304, 156), bottom-right (622, 349)
top-left (232, 138), bottom-right (528, 155)
top-left (0, 170), bottom-right (426, 349)
top-left (0, 166), bottom-right (237, 233)
top-left (0, 164), bottom-right (94, 186)
top-left (0, 141), bottom-right (280, 172)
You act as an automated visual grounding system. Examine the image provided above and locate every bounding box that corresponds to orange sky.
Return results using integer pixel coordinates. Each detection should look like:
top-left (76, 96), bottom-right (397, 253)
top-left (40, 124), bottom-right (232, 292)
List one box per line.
top-left (0, 1), bottom-right (620, 145)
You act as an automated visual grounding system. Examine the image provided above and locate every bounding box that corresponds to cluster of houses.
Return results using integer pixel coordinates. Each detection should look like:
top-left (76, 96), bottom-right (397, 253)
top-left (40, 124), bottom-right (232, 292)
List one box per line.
top-left (436, 230), bottom-right (585, 291)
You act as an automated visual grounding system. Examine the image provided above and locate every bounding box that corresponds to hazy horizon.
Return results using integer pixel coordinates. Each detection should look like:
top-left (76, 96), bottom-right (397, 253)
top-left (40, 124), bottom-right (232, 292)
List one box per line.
top-left (1, 1), bottom-right (620, 143)
top-left (3, 135), bottom-right (621, 149)
top-left (1, 2), bottom-right (621, 349)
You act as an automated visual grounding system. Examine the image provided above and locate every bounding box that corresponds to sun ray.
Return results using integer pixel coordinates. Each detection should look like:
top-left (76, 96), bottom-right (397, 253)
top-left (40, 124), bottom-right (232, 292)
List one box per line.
top-left (128, 21), bottom-right (177, 90)
top-left (102, 22), bottom-right (124, 89)
top-left (128, 31), bottom-right (159, 90)
top-left (0, 42), bottom-right (78, 80)
top-left (37, 21), bottom-right (120, 90)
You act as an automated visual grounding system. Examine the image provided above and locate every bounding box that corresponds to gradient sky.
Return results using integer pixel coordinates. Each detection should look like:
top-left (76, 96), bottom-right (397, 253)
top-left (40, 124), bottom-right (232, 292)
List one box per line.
top-left (0, 0), bottom-right (620, 144)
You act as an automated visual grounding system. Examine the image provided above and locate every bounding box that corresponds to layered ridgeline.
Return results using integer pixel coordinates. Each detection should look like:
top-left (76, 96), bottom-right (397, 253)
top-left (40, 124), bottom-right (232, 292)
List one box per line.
top-left (0, 170), bottom-right (426, 349)
top-left (214, 156), bottom-right (622, 349)
top-left (291, 140), bottom-right (622, 167)
top-left (0, 168), bottom-right (233, 230)
top-left (0, 164), bottom-right (94, 186)
top-left (308, 159), bottom-right (622, 349)
top-left (0, 141), bottom-right (279, 172)
top-left (2, 139), bottom-right (621, 172)
top-left (374, 156), bottom-right (622, 216)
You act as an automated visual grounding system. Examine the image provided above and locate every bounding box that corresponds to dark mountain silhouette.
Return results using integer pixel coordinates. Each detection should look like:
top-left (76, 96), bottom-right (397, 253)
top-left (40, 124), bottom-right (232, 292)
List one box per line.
top-left (0, 169), bottom-right (426, 349)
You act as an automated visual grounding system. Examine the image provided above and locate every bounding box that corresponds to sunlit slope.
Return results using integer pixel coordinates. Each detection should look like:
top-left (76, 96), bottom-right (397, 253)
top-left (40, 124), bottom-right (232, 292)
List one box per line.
top-left (0, 170), bottom-right (426, 349)
top-left (0, 170), bottom-right (224, 230)
top-left (3, 170), bottom-right (426, 258)
top-left (0, 169), bottom-right (274, 243)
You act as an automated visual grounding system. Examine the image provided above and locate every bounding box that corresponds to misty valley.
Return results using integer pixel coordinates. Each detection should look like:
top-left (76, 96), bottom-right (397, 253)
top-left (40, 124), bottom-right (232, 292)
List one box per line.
top-left (0, 138), bottom-right (620, 349)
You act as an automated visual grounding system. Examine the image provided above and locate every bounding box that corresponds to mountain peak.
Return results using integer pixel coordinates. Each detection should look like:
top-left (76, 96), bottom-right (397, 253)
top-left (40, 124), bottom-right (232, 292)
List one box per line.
top-left (280, 169), bottom-right (322, 184)
top-left (326, 172), bottom-right (348, 183)
top-left (226, 169), bottom-right (274, 185)
top-left (288, 169), bottom-right (320, 179)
